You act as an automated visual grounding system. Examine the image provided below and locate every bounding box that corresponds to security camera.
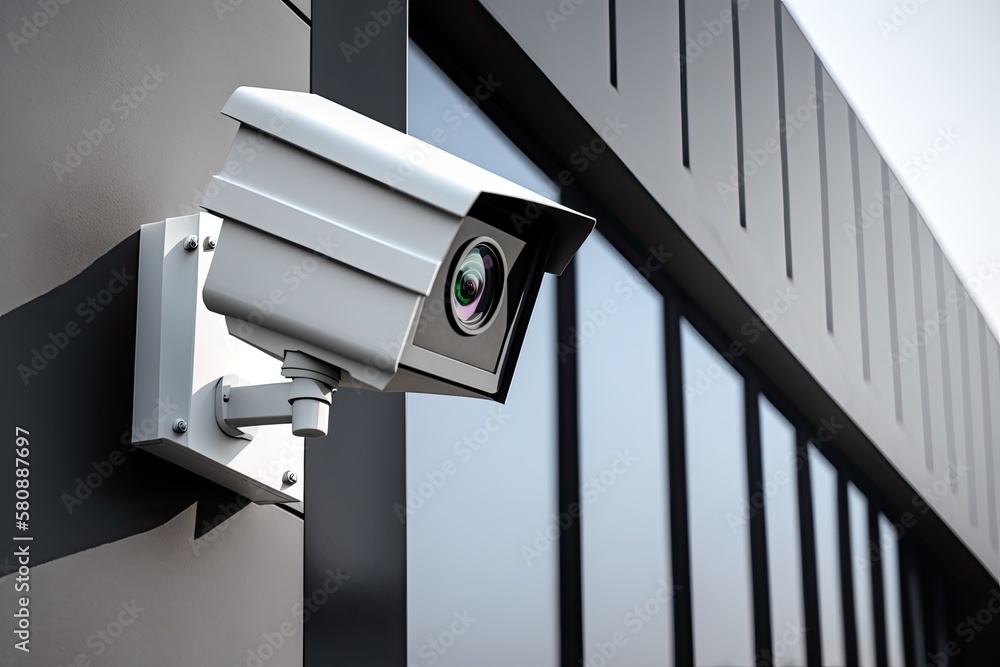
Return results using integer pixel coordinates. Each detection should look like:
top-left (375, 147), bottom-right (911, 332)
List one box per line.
top-left (200, 86), bottom-right (594, 402)
top-left (131, 87), bottom-right (593, 504)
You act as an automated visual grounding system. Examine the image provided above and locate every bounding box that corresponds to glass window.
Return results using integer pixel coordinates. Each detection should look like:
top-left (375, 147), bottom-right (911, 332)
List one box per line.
top-left (760, 396), bottom-right (807, 666)
top-left (682, 318), bottom-right (755, 666)
top-left (849, 483), bottom-right (877, 666)
top-left (577, 233), bottom-right (672, 666)
top-left (405, 43), bottom-right (560, 667)
top-left (879, 514), bottom-right (906, 667)
top-left (810, 446), bottom-right (846, 665)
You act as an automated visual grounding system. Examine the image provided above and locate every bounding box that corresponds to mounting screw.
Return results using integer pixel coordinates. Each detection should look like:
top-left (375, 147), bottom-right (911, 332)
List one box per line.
top-left (172, 418), bottom-right (188, 433)
top-left (205, 236), bottom-right (217, 250)
top-left (182, 235), bottom-right (199, 251)
top-left (282, 471), bottom-right (298, 485)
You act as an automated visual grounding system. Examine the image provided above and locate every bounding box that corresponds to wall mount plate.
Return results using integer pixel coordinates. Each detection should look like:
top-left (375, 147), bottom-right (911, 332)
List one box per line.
top-left (132, 213), bottom-right (303, 504)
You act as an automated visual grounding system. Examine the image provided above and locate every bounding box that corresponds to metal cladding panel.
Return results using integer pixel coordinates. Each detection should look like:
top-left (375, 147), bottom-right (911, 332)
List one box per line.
top-left (822, 72), bottom-right (865, 381)
top-left (685, 0), bottom-right (741, 231)
top-left (616, 0), bottom-right (684, 184)
top-left (856, 132), bottom-right (895, 417)
top-left (477, 0), bottom-right (1000, 577)
top-left (966, 293), bottom-right (990, 535)
top-left (887, 177), bottom-right (924, 448)
top-left (988, 335), bottom-right (1000, 554)
top-left (780, 9), bottom-right (828, 355)
top-left (739, 0), bottom-right (787, 272)
top-left (0, 0), bottom-right (309, 314)
top-left (216, 86), bottom-right (594, 275)
top-left (917, 222), bottom-right (948, 476)
top-left (942, 264), bottom-right (968, 488)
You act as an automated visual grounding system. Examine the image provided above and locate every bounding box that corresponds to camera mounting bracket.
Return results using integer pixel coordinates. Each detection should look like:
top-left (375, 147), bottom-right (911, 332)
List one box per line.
top-left (215, 352), bottom-right (340, 441)
top-left (131, 212), bottom-right (315, 505)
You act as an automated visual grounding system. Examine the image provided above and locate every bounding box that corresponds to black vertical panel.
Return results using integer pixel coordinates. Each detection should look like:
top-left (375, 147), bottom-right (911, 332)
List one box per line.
top-left (731, 0), bottom-right (747, 228)
top-left (795, 438), bottom-right (822, 666)
top-left (897, 538), bottom-right (923, 667)
top-left (666, 302), bottom-right (695, 666)
top-left (306, 3), bottom-right (408, 665)
top-left (745, 383), bottom-right (774, 664)
top-left (678, 0), bottom-right (690, 168)
top-left (556, 266), bottom-right (585, 667)
top-left (311, 0), bottom-right (408, 132)
top-left (608, 0), bottom-right (618, 89)
top-left (868, 508), bottom-right (889, 667)
top-left (838, 473), bottom-right (860, 666)
top-left (921, 552), bottom-right (948, 666)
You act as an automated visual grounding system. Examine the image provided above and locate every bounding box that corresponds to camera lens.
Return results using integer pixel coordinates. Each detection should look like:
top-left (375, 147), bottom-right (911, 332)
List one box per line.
top-left (450, 241), bottom-right (503, 332)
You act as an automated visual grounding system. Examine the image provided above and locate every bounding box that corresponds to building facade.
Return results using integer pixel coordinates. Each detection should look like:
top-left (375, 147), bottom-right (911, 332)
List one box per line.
top-left (1, 0), bottom-right (997, 665)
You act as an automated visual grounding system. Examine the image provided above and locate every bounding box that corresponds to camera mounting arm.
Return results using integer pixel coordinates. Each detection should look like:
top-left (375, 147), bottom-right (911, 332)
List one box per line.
top-left (215, 351), bottom-right (341, 441)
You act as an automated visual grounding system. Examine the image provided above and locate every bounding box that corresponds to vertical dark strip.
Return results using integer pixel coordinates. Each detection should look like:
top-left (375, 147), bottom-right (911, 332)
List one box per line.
top-left (881, 163), bottom-right (903, 423)
top-left (745, 384), bottom-right (773, 665)
top-left (556, 266), bottom-right (585, 667)
top-left (795, 439), bottom-right (822, 666)
top-left (731, 0), bottom-right (747, 228)
top-left (932, 245), bottom-right (958, 492)
top-left (848, 111), bottom-right (870, 382)
top-left (608, 0), bottom-right (618, 89)
top-left (311, 0), bottom-right (407, 131)
top-left (897, 539), bottom-right (923, 667)
top-left (957, 286), bottom-right (978, 525)
top-left (909, 202), bottom-right (934, 471)
top-left (666, 302), bottom-right (695, 666)
top-left (679, 0), bottom-right (690, 169)
top-left (774, 0), bottom-right (792, 278)
top-left (978, 313), bottom-right (999, 549)
top-left (838, 474), bottom-right (860, 666)
top-left (816, 59), bottom-right (833, 333)
top-left (307, 4), bottom-right (408, 665)
top-left (929, 564), bottom-right (950, 661)
top-left (868, 508), bottom-right (889, 667)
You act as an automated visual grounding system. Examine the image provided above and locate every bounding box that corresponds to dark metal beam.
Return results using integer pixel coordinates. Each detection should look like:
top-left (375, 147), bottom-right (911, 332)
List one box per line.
top-left (666, 301), bottom-right (695, 666)
top-left (556, 264), bottom-right (585, 667)
top-left (795, 437), bottom-right (823, 666)
top-left (838, 473), bottom-right (860, 666)
top-left (745, 382), bottom-right (774, 665)
top-left (306, 2), bottom-right (408, 664)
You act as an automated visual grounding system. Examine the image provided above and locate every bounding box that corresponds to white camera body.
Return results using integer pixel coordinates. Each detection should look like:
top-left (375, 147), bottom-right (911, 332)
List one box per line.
top-left (201, 87), bottom-right (594, 401)
top-left (132, 87), bottom-right (593, 504)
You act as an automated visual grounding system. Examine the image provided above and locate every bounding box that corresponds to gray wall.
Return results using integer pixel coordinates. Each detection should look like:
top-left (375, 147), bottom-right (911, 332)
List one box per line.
top-left (0, 0), bottom-right (310, 664)
top-left (0, 0), bottom-right (309, 313)
top-left (0, 504), bottom-right (303, 667)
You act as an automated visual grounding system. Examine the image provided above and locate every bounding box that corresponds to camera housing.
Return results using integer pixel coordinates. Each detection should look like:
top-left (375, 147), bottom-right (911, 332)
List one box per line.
top-left (131, 87), bottom-right (593, 504)
top-left (200, 86), bottom-right (594, 402)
